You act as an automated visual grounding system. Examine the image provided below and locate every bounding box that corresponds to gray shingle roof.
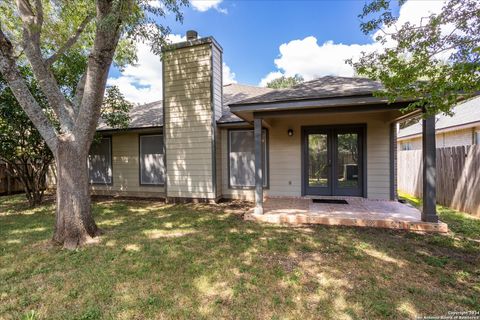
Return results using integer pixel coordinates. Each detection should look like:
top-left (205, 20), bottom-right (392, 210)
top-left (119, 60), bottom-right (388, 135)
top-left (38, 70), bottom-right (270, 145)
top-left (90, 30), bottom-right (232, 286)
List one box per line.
top-left (219, 84), bottom-right (274, 123)
top-left (96, 76), bottom-right (388, 130)
top-left (97, 100), bottom-right (163, 131)
top-left (398, 96), bottom-right (480, 138)
top-left (96, 84), bottom-right (273, 130)
top-left (230, 76), bottom-right (383, 106)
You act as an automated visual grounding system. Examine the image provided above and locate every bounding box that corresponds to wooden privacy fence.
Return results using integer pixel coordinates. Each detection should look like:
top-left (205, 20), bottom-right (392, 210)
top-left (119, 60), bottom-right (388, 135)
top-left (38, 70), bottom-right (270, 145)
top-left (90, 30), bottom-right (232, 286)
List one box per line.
top-left (398, 145), bottom-right (480, 217)
top-left (0, 163), bottom-right (24, 195)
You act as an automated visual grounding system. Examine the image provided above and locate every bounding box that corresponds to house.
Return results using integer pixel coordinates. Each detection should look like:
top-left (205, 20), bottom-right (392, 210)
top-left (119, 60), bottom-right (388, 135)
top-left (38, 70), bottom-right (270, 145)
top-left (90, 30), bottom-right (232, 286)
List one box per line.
top-left (398, 96), bottom-right (480, 150)
top-left (88, 32), bottom-right (440, 225)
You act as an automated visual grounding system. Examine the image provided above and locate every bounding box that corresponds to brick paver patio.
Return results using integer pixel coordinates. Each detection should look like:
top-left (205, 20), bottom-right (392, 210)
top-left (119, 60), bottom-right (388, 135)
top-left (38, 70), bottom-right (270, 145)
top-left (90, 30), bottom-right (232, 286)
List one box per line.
top-left (246, 197), bottom-right (448, 233)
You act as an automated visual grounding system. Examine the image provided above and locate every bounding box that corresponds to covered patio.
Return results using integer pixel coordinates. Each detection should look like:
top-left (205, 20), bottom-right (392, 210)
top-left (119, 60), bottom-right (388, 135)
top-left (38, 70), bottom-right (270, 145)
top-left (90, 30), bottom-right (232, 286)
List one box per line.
top-left (245, 197), bottom-right (448, 233)
top-left (228, 77), bottom-right (446, 232)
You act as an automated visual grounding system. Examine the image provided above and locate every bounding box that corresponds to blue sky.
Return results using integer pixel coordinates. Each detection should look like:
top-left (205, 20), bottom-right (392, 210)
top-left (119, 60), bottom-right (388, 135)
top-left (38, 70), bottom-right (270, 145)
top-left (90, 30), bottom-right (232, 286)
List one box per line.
top-left (163, 0), bottom-right (380, 84)
top-left (107, 0), bottom-right (443, 103)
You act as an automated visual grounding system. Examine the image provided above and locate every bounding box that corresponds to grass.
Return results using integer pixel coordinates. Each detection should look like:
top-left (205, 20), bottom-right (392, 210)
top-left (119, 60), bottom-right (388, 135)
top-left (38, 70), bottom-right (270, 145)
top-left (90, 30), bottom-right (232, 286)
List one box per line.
top-left (1, 194), bottom-right (479, 320)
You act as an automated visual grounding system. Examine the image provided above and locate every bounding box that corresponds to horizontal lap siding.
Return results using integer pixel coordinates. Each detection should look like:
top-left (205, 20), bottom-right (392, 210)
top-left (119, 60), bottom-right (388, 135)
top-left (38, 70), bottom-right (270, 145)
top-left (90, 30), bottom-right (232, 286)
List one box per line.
top-left (221, 111), bottom-right (394, 200)
top-left (212, 46), bottom-right (223, 121)
top-left (399, 127), bottom-right (475, 150)
top-left (212, 46), bottom-right (223, 197)
top-left (91, 132), bottom-right (165, 197)
top-left (164, 43), bottom-right (215, 199)
top-left (366, 120), bottom-right (390, 199)
top-left (439, 129), bottom-right (474, 147)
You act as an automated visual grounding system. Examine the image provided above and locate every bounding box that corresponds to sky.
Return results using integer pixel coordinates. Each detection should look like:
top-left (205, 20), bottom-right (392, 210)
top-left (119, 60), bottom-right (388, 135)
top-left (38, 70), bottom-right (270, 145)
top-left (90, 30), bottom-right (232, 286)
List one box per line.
top-left (107, 0), bottom-right (446, 104)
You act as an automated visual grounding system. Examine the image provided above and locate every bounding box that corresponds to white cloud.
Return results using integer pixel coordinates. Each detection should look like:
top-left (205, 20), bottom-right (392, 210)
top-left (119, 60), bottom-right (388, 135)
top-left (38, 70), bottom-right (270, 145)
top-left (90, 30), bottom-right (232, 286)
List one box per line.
top-left (108, 34), bottom-right (237, 104)
top-left (259, 0), bottom-right (447, 86)
top-left (190, 0), bottom-right (227, 14)
top-left (107, 34), bottom-right (185, 104)
top-left (259, 71), bottom-right (283, 87)
top-left (384, 0), bottom-right (445, 34)
top-left (223, 62), bottom-right (237, 84)
top-left (259, 38), bottom-right (379, 85)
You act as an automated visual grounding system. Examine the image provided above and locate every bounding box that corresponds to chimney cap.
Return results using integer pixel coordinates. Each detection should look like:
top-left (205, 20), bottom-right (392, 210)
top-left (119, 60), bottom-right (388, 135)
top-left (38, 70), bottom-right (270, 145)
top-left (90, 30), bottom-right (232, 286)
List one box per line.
top-left (186, 30), bottom-right (198, 41)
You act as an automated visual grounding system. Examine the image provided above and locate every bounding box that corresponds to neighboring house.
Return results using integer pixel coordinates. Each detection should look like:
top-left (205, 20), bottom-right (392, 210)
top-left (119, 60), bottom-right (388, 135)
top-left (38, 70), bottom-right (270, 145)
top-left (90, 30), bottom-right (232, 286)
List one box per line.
top-left (88, 33), bottom-right (438, 219)
top-left (397, 96), bottom-right (480, 150)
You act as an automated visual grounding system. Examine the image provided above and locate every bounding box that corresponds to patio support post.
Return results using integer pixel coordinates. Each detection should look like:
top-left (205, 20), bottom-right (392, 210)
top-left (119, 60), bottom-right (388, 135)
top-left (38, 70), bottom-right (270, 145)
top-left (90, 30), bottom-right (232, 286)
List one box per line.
top-left (422, 113), bottom-right (438, 222)
top-left (254, 117), bottom-right (263, 214)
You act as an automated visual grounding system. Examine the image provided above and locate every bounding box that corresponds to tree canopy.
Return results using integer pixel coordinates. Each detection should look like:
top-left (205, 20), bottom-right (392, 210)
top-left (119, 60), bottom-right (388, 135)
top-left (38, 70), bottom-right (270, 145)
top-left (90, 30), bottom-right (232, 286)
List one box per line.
top-left (0, 0), bottom-right (187, 248)
top-left (350, 0), bottom-right (480, 115)
top-left (0, 56), bottom-right (131, 206)
top-left (266, 75), bottom-right (304, 89)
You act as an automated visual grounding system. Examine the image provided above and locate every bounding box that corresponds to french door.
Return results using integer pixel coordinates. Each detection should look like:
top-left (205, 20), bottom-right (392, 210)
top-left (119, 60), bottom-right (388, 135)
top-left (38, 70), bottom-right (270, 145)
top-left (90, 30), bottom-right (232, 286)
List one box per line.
top-left (303, 125), bottom-right (364, 197)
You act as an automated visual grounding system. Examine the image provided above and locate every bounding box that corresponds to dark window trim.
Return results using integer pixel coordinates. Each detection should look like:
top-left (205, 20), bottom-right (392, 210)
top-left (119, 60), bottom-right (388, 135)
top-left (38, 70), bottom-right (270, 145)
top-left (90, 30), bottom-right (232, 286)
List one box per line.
top-left (227, 128), bottom-right (269, 190)
top-left (300, 123), bottom-right (367, 198)
top-left (88, 135), bottom-right (113, 186)
top-left (139, 132), bottom-right (165, 187)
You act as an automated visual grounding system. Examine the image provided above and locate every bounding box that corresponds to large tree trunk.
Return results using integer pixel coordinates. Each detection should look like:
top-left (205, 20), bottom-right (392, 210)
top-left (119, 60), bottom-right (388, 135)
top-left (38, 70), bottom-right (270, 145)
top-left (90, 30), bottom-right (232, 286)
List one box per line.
top-left (52, 139), bottom-right (101, 249)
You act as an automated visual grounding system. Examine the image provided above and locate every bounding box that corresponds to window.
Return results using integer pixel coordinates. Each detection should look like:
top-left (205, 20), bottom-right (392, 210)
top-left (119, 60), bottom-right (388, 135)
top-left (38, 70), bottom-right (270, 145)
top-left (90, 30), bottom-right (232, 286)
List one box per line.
top-left (140, 134), bottom-right (165, 185)
top-left (88, 137), bottom-right (112, 184)
top-left (229, 129), bottom-right (268, 188)
top-left (475, 131), bottom-right (480, 145)
top-left (401, 142), bottom-right (413, 151)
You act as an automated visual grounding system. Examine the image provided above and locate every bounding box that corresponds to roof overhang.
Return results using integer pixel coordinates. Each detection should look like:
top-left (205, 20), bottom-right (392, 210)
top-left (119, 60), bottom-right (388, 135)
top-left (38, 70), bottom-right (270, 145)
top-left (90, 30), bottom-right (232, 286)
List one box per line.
top-left (398, 120), bottom-right (480, 141)
top-left (216, 121), bottom-right (250, 128)
top-left (229, 95), bottom-right (417, 122)
top-left (96, 126), bottom-right (163, 134)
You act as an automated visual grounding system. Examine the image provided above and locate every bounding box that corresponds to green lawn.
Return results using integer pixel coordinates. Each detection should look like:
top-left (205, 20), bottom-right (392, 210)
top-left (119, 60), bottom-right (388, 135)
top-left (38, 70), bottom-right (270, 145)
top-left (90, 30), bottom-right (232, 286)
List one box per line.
top-left (1, 194), bottom-right (479, 320)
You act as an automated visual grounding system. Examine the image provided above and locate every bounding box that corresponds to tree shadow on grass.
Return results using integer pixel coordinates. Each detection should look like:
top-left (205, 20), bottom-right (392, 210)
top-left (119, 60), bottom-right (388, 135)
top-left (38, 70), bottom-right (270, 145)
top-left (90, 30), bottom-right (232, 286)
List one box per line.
top-left (1, 196), bottom-right (479, 319)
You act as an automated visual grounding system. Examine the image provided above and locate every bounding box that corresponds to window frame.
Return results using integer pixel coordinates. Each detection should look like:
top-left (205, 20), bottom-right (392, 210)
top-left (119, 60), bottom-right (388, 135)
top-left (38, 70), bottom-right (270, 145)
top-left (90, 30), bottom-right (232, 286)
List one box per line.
top-left (139, 133), bottom-right (165, 187)
top-left (227, 128), bottom-right (269, 190)
top-left (401, 142), bottom-right (413, 151)
top-left (88, 135), bottom-right (113, 185)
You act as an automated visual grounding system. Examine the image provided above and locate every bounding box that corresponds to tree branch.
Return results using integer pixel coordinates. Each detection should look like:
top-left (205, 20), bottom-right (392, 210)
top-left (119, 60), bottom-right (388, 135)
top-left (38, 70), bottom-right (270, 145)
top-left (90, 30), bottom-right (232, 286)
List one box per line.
top-left (33, 0), bottom-right (43, 28)
top-left (74, 72), bottom-right (87, 111)
top-left (73, 0), bottom-right (125, 150)
top-left (0, 28), bottom-right (58, 152)
top-left (45, 14), bottom-right (93, 66)
top-left (16, 0), bottom-right (76, 132)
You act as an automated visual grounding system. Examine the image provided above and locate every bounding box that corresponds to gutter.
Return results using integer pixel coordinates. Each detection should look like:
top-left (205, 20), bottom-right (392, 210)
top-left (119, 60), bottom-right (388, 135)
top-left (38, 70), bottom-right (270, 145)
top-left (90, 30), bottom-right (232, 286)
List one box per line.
top-left (397, 120), bottom-right (480, 141)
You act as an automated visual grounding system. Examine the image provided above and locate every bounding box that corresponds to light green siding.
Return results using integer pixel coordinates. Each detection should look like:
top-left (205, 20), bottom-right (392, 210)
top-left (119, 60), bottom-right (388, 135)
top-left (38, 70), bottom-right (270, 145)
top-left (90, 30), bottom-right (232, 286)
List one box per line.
top-left (163, 42), bottom-right (219, 199)
top-left (221, 111), bottom-right (397, 201)
top-left (91, 132), bottom-right (165, 198)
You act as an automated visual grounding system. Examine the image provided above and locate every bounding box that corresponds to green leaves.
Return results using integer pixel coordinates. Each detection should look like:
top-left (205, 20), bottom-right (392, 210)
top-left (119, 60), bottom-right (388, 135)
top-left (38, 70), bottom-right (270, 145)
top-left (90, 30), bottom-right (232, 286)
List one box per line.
top-left (352, 0), bottom-right (480, 115)
top-left (266, 75), bottom-right (304, 89)
top-left (101, 85), bottom-right (132, 130)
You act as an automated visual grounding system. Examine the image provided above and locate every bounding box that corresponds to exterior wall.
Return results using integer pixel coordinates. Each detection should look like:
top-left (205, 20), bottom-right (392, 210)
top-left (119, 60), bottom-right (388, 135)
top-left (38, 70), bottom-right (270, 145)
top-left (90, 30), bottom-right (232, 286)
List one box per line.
top-left (163, 41), bottom-right (221, 200)
top-left (216, 127), bottom-right (223, 198)
top-left (212, 45), bottom-right (223, 198)
top-left (221, 111), bottom-right (394, 201)
top-left (91, 131), bottom-right (165, 198)
top-left (440, 129), bottom-right (475, 147)
top-left (398, 127), bottom-right (477, 150)
top-left (399, 138), bottom-right (422, 151)
top-left (212, 46), bottom-right (223, 121)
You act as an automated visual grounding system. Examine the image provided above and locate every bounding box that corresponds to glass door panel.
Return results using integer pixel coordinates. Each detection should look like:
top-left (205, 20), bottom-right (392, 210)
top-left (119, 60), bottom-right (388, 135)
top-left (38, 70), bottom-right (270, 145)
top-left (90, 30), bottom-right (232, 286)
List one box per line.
top-left (308, 134), bottom-right (329, 187)
top-left (303, 126), bottom-right (364, 197)
top-left (336, 133), bottom-right (359, 188)
top-left (333, 129), bottom-right (363, 197)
